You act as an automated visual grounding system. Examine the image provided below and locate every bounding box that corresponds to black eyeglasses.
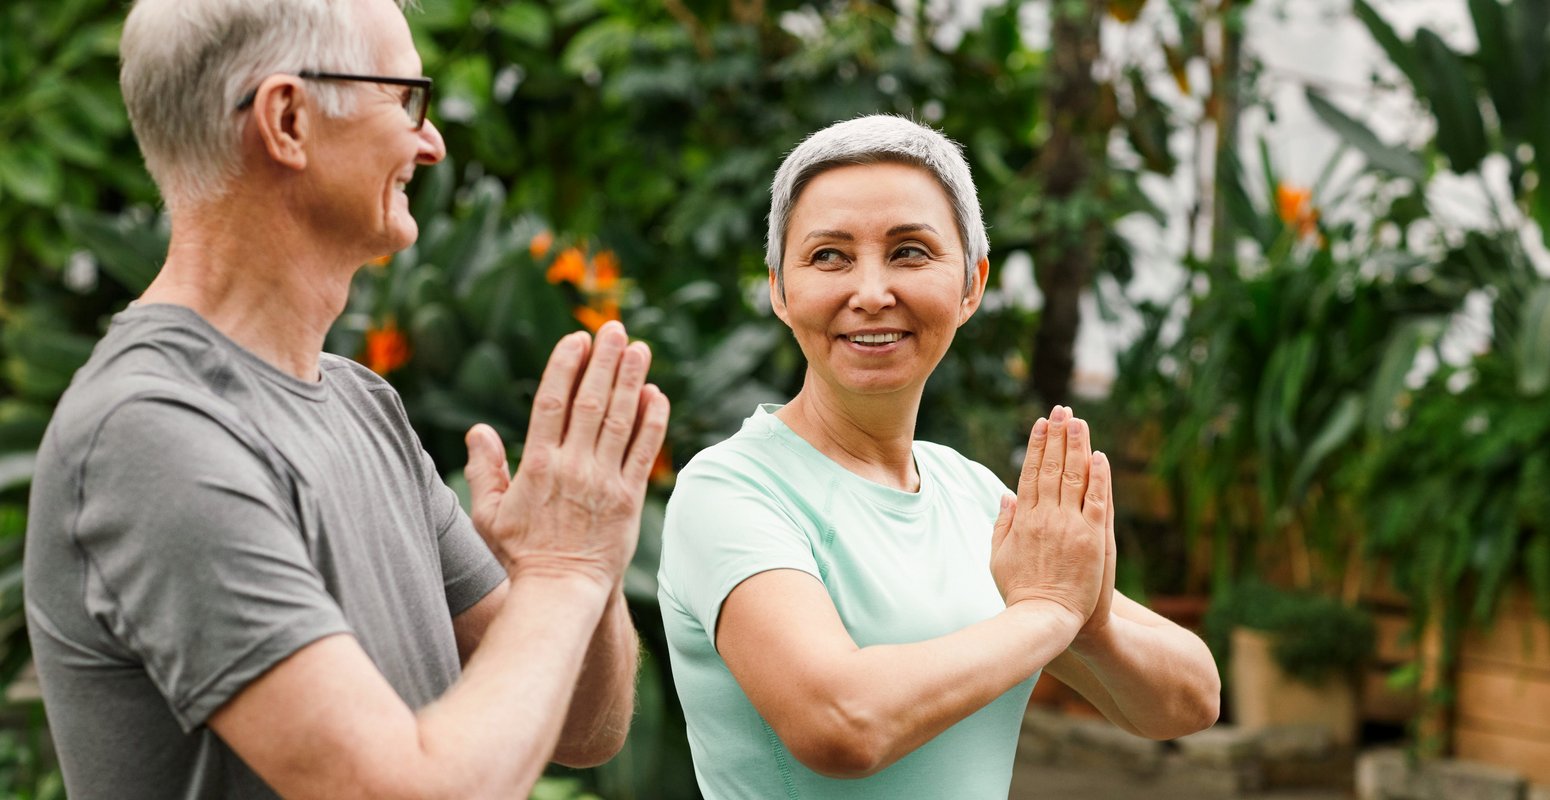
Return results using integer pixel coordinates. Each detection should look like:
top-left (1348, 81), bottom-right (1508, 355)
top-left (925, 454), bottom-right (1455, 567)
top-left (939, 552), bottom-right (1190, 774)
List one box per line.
top-left (236, 71), bottom-right (433, 130)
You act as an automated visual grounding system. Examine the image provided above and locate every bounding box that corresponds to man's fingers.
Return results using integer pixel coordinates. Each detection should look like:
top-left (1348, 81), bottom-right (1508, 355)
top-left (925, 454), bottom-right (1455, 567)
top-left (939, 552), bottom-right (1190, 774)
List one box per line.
top-left (527, 332), bottom-right (590, 450)
top-left (1015, 417), bottom-right (1048, 512)
top-left (1037, 406), bottom-right (1069, 507)
top-left (1083, 450), bottom-right (1110, 532)
top-left (564, 320), bottom-right (629, 447)
top-left (622, 386), bottom-right (671, 489)
top-left (991, 494), bottom-right (1015, 554)
top-left (1060, 417), bottom-right (1092, 508)
top-left (597, 341), bottom-right (652, 466)
top-left (464, 424), bottom-right (510, 523)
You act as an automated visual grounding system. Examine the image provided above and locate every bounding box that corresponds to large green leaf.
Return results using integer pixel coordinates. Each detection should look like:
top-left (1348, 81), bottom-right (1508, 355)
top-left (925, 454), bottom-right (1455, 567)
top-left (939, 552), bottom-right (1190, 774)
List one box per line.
top-left (0, 145), bottom-right (63, 206)
top-left (1367, 322), bottom-right (1428, 434)
top-left (57, 206), bottom-right (167, 293)
top-left (1352, 0), bottom-right (1423, 87)
top-left (495, 3), bottom-right (552, 49)
top-left (1469, 0), bottom-right (1521, 135)
top-left (1305, 90), bottom-right (1426, 183)
top-left (1515, 283), bottom-right (1550, 396)
top-left (1287, 392), bottom-right (1362, 506)
top-left (1415, 28), bottom-right (1488, 174)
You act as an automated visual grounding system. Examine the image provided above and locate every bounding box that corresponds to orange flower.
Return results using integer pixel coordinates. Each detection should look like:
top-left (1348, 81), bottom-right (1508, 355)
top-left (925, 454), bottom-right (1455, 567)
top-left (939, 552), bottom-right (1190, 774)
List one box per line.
top-left (592, 249), bottom-right (620, 290)
top-left (546, 247), bottom-right (587, 285)
top-left (649, 444), bottom-right (674, 486)
top-left (363, 319), bottom-right (412, 375)
top-left (529, 230), bottom-right (554, 259)
top-left (1108, 0), bottom-right (1146, 22)
top-left (367, 254), bottom-right (393, 268)
top-left (573, 298), bottom-right (621, 333)
top-left (1276, 183), bottom-right (1319, 240)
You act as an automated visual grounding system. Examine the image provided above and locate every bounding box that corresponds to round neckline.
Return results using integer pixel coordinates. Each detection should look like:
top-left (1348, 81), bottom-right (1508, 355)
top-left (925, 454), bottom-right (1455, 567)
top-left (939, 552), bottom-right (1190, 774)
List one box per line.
top-left (754, 403), bottom-right (935, 514)
top-left (121, 303), bottom-right (331, 402)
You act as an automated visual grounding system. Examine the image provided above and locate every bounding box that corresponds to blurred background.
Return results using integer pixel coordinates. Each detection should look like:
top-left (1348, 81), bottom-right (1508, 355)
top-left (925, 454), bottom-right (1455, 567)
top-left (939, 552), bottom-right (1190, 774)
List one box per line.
top-left (2, 0), bottom-right (1548, 797)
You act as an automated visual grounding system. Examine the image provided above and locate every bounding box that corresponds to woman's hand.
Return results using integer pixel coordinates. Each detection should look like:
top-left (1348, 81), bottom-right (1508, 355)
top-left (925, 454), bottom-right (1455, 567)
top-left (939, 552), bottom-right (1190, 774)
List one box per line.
top-left (990, 406), bottom-right (1109, 630)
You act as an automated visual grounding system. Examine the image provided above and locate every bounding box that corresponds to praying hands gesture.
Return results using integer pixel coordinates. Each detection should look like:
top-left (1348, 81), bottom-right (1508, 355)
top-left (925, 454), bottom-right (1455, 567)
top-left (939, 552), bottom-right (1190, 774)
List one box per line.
top-left (990, 404), bottom-right (1115, 637)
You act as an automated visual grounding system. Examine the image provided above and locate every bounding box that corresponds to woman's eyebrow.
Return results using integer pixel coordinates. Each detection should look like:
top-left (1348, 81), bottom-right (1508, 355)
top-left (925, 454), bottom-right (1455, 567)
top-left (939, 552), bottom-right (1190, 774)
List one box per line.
top-left (803, 229), bottom-right (855, 242)
top-left (886, 223), bottom-right (940, 237)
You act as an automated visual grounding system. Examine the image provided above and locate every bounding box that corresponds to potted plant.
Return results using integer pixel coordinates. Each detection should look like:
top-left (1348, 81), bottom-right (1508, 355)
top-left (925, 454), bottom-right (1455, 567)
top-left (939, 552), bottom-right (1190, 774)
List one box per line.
top-left (1206, 582), bottom-right (1376, 745)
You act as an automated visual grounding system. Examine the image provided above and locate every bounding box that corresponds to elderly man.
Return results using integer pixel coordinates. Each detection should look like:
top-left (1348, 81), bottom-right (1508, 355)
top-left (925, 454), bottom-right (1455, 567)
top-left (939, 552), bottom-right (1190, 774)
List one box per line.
top-left (22, 0), bottom-right (669, 797)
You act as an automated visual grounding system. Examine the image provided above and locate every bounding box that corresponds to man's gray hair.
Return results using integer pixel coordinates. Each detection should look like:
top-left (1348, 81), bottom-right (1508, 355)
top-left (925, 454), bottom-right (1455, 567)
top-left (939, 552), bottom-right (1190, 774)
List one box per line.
top-left (765, 114), bottom-right (990, 295)
top-left (121, 0), bottom-right (404, 210)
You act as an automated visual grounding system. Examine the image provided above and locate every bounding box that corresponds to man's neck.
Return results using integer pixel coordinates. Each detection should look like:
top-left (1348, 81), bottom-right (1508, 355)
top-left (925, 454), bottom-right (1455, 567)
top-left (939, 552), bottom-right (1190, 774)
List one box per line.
top-left (776, 373), bottom-right (924, 492)
top-left (140, 201), bottom-right (361, 382)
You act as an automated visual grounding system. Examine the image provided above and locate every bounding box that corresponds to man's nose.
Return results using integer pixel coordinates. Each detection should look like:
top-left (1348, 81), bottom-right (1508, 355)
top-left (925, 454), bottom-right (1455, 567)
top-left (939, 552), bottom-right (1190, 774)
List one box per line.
top-left (417, 118), bottom-right (447, 165)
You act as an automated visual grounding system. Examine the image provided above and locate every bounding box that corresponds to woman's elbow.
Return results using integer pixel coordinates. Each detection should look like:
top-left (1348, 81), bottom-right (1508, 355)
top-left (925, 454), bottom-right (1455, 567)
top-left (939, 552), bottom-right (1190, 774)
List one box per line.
top-left (1140, 667), bottom-right (1222, 740)
top-left (782, 702), bottom-right (892, 778)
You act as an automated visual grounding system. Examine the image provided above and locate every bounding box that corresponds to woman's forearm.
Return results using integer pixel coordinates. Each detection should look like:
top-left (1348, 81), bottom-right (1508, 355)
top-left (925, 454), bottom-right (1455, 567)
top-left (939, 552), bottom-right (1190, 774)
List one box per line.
top-left (795, 598), bottom-right (1082, 777)
top-left (1057, 608), bottom-right (1220, 739)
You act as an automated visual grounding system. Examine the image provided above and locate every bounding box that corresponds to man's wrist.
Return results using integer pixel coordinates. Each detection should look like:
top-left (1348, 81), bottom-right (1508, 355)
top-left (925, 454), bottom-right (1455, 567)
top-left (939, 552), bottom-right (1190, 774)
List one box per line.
top-left (506, 555), bottom-right (619, 599)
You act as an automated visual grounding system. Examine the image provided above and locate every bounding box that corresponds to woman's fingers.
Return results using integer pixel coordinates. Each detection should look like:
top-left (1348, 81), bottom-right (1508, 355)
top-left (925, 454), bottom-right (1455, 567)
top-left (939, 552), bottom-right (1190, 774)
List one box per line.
top-left (1036, 406), bottom-right (1070, 507)
top-left (1015, 417), bottom-right (1048, 512)
top-left (1061, 417), bottom-right (1092, 509)
top-left (991, 494), bottom-right (1016, 553)
top-left (1082, 450), bottom-right (1110, 532)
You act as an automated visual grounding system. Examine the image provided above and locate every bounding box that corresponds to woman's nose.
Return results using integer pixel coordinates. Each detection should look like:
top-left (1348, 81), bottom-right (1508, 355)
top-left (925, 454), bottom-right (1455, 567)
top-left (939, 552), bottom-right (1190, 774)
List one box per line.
top-left (848, 261), bottom-right (897, 314)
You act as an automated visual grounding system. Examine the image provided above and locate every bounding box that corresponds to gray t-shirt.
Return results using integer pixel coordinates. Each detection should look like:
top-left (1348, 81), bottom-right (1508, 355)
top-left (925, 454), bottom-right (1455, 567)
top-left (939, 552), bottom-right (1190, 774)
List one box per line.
top-left (24, 303), bottom-right (507, 799)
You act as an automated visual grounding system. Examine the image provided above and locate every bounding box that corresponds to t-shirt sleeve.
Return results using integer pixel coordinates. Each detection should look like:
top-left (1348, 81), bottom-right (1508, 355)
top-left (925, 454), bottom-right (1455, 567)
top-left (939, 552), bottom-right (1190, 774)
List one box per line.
top-left (659, 459), bottom-right (820, 650)
top-left (73, 399), bottom-right (352, 732)
top-left (420, 448), bottom-right (505, 617)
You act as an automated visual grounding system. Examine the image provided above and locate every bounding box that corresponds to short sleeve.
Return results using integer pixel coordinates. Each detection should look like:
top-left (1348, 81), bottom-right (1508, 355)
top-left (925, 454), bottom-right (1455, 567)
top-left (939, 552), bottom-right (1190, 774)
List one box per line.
top-left (659, 460), bottom-right (821, 650)
top-left (73, 399), bottom-right (352, 731)
top-left (421, 449), bottom-right (504, 616)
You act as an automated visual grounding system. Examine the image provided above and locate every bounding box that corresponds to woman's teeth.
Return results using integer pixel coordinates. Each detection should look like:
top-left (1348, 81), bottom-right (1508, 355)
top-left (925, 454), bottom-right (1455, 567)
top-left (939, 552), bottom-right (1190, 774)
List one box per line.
top-left (848, 332), bottom-right (903, 345)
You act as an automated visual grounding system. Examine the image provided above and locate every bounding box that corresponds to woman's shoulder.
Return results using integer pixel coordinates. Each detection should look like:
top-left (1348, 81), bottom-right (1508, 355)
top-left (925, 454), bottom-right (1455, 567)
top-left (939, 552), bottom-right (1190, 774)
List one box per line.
top-left (914, 440), bottom-right (1012, 497)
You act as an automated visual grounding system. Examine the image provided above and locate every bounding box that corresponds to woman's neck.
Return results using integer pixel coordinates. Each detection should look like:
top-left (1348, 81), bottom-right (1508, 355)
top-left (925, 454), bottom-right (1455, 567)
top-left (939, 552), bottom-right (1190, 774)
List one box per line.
top-left (775, 371), bottom-right (923, 492)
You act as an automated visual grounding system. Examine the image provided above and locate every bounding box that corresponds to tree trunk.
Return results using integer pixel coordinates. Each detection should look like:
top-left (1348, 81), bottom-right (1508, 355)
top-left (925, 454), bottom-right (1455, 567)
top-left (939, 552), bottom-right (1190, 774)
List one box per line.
top-left (1029, 0), bottom-right (1110, 407)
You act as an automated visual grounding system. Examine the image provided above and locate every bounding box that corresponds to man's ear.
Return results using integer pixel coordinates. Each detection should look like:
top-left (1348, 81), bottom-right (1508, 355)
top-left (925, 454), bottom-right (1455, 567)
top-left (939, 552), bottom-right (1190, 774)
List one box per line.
top-left (250, 76), bottom-right (310, 171)
top-left (958, 255), bottom-right (991, 325)
top-left (769, 268), bottom-right (791, 326)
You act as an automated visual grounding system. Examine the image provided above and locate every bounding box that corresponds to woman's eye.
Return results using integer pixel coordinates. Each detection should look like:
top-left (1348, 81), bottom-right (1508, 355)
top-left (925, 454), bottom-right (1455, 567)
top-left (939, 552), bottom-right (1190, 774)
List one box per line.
top-left (894, 245), bottom-right (929, 260)
top-left (813, 249), bottom-right (847, 266)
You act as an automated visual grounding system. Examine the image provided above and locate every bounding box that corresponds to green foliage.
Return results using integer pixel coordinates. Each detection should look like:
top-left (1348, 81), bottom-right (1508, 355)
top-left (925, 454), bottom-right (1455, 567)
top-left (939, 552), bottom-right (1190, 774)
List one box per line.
top-left (0, 725), bottom-right (64, 800)
top-left (1125, 139), bottom-right (1468, 594)
top-left (1205, 581), bottom-right (1375, 685)
top-left (0, 0), bottom-right (157, 286)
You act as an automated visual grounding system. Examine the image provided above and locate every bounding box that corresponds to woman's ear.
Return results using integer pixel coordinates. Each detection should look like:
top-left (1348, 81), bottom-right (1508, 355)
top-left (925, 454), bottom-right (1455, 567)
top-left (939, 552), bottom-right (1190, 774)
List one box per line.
top-left (251, 75), bottom-right (310, 171)
top-left (769, 269), bottom-right (791, 326)
top-left (959, 255), bottom-right (991, 325)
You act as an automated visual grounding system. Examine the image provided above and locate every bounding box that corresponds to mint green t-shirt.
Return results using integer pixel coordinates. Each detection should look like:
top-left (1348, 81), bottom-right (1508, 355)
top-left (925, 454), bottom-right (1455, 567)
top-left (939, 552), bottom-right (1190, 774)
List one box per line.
top-left (658, 405), bottom-right (1039, 800)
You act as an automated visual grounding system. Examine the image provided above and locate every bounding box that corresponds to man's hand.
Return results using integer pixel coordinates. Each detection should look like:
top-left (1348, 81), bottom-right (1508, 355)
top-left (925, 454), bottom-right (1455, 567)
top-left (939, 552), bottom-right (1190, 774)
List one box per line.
top-left (463, 321), bottom-right (670, 590)
top-left (989, 405), bottom-right (1109, 628)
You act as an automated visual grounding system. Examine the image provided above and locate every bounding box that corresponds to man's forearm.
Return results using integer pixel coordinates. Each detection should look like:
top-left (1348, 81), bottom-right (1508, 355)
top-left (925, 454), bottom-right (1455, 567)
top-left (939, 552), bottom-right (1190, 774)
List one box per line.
top-left (553, 591), bottom-right (639, 766)
top-left (414, 573), bottom-right (613, 795)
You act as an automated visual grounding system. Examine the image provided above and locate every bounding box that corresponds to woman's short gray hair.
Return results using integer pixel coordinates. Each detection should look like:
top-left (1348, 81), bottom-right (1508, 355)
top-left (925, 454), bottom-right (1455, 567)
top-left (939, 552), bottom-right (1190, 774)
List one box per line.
top-left (120, 0), bottom-right (402, 210)
top-left (765, 114), bottom-right (990, 295)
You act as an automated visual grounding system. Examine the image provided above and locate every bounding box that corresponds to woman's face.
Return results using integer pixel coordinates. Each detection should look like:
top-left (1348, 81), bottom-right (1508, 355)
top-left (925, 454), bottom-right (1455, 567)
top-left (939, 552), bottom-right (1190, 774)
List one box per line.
top-left (773, 161), bottom-right (988, 401)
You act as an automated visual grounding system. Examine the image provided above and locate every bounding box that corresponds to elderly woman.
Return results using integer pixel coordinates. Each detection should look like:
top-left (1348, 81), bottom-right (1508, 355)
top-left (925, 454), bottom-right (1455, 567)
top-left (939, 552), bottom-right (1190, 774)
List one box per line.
top-left (658, 115), bottom-right (1219, 798)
